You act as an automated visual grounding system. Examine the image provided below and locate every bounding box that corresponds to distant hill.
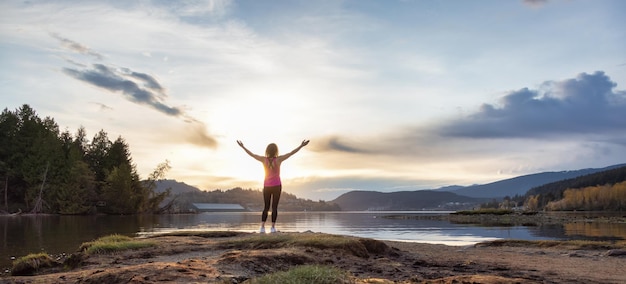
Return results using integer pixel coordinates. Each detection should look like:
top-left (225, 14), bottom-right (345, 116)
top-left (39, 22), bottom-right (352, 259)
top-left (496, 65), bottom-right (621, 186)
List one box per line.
top-left (153, 179), bottom-right (201, 195)
top-left (526, 164), bottom-right (626, 199)
top-left (447, 164), bottom-right (626, 198)
top-left (331, 190), bottom-right (487, 211)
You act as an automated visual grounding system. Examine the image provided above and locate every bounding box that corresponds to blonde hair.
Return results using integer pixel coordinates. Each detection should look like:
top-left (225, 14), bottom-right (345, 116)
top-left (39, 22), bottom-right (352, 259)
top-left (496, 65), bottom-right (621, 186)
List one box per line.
top-left (265, 143), bottom-right (278, 158)
top-left (265, 143), bottom-right (278, 169)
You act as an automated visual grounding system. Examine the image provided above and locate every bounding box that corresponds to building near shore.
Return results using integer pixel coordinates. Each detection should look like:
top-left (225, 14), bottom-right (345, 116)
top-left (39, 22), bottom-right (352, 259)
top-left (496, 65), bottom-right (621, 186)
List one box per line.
top-left (191, 203), bottom-right (247, 212)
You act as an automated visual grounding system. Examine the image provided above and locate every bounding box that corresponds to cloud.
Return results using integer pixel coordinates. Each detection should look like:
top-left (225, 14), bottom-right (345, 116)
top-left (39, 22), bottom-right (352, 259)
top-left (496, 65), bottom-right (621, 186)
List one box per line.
top-left (182, 118), bottom-right (219, 148)
top-left (310, 71), bottom-right (626, 176)
top-left (51, 33), bottom-right (103, 60)
top-left (57, 34), bottom-right (217, 148)
top-left (63, 64), bottom-right (184, 117)
top-left (91, 102), bottom-right (113, 111)
top-left (438, 71), bottom-right (626, 139)
top-left (167, 0), bottom-right (233, 17)
top-left (312, 136), bottom-right (373, 154)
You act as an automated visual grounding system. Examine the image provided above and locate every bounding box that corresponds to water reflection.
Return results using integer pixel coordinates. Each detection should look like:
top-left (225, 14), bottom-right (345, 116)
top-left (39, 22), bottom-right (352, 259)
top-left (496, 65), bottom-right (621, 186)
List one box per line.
top-left (2, 211), bottom-right (625, 270)
top-left (564, 222), bottom-right (626, 241)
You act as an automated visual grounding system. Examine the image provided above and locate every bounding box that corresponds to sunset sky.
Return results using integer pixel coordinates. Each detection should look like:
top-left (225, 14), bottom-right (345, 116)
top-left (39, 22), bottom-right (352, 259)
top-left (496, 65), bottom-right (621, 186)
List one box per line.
top-left (2, 0), bottom-right (625, 200)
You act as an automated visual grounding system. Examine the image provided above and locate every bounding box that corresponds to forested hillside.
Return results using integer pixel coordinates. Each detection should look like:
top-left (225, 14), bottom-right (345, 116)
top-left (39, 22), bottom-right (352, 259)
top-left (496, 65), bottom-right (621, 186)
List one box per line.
top-left (170, 187), bottom-right (341, 212)
top-left (0, 104), bottom-right (168, 214)
top-left (448, 164), bottom-right (625, 198)
top-left (524, 165), bottom-right (626, 210)
top-left (332, 190), bottom-right (487, 211)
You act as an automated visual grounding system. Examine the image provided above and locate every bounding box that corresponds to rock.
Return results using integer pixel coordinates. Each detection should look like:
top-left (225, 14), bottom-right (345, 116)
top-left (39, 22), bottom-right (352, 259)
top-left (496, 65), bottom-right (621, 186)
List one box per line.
top-left (606, 249), bottom-right (626, 257)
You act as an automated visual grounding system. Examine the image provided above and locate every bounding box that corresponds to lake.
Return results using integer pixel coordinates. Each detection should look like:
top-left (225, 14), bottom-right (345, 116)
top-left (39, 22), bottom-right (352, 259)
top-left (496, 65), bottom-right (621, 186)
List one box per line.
top-left (2, 211), bottom-right (626, 271)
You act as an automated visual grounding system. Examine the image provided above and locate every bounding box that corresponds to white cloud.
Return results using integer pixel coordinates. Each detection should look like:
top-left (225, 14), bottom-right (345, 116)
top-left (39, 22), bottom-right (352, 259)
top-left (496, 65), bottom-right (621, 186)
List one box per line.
top-left (2, 0), bottom-right (625, 200)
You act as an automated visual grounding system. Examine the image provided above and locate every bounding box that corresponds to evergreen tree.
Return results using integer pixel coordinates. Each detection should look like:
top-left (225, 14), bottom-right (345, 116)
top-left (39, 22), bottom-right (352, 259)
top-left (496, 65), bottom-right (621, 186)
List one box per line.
top-left (0, 104), bottom-right (169, 214)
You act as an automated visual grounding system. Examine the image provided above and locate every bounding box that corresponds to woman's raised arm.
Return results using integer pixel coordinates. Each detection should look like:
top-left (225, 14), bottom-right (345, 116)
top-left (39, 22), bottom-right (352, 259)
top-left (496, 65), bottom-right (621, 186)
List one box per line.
top-left (279, 140), bottom-right (310, 161)
top-left (237, 140), bottom-right (264, 162)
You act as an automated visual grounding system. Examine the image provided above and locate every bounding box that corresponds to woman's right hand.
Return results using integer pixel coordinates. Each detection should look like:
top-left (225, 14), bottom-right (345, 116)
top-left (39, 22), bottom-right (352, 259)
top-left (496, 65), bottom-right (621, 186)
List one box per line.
top-left (300, 140), bottom-right (310, 147)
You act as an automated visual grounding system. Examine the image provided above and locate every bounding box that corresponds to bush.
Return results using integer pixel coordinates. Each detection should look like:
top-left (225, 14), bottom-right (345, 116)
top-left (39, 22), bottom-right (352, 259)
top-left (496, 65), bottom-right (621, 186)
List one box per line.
top-left (11, 253), bottom-right (58, 276)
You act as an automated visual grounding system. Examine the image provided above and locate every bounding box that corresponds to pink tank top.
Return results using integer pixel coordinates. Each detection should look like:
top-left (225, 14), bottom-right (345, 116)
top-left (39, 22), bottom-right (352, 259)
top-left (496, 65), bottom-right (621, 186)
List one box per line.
top-left (263, 157), bottom-right (281, 187)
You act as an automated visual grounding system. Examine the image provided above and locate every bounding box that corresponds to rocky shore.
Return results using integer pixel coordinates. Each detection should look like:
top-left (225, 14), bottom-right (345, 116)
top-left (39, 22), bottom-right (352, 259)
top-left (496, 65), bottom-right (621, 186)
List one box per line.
top-left (2, 230), bottom-right (625, 284)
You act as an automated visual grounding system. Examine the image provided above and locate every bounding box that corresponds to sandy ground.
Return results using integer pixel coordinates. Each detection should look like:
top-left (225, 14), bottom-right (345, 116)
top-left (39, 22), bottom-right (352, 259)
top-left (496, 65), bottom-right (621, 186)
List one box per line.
top-left (2, 231), bottom-right (625, 284)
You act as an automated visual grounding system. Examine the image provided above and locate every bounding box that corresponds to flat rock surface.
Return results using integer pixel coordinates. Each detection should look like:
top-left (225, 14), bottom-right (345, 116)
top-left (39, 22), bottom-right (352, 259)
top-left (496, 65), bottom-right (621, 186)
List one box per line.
top-left (2, 232), bottom-right (625, 284)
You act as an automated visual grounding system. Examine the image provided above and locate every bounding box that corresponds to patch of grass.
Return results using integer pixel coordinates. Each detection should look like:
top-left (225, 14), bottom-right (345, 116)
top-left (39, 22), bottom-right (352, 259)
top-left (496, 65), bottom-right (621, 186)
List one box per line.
top-left (477, 239), bottom-right (626, 250)
top-left (220, 233), bottom-right (376, 257)
top-left (292, 233), bottom-right (358, 249)
top-left (80, 234), bottom-right (156, 255)
top-left (245, 265), bottom-right (350, 284)
top-left (153, 230), bottom-right (247, 238)
top-left (223, 233), bottom-right (293, 249)
top-left (11, 252), bottom-right (57, 276)
top-left (224, 233), bottom-right (356, 249)
top-left (453, 209), bottom-right (514, 215)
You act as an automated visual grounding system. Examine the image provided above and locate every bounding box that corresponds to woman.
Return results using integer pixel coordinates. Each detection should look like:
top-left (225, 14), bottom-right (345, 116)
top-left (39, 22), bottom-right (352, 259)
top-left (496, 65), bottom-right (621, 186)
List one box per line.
top-left (237, 139), bottom-right (310, 233)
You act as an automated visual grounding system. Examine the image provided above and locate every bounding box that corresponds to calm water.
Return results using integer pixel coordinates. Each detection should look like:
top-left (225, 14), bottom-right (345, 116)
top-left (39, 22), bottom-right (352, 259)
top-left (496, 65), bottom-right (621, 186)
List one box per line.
top-left (2, 211), bottom-right (626, 270)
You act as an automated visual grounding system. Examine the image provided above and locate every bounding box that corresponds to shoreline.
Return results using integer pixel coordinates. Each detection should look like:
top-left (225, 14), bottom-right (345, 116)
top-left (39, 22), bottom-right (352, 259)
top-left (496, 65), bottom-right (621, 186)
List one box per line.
top-left (382, 210), bottom-right (626, 225)
top-left (2, 231), bottom-right (626, 283)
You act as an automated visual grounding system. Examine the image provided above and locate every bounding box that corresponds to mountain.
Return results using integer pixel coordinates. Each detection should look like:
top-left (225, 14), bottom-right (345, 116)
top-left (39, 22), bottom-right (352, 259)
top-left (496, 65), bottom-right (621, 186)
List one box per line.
top-left (153, 179), bottom-right (202, 195)
top-left (526, 164), bottom-right (626, 198)
top-left (331, 190), bottom-right (487, 211)
top-left (447, 164), bottom-right (626, 198)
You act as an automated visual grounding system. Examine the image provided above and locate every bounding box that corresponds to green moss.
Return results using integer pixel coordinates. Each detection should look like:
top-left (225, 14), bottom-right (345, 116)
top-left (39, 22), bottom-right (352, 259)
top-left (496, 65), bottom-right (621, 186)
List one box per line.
top-left (246, 265), bottom-right (350, 284)
top-left (11, 252), bottom-right (57, 276)
top-left (80, 234), bottom-right (156, 255)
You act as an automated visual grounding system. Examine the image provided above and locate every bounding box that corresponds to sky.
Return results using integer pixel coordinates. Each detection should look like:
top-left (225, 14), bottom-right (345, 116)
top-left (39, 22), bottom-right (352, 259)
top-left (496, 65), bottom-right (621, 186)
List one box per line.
top-left (1, 0), bottom-right (625, 201)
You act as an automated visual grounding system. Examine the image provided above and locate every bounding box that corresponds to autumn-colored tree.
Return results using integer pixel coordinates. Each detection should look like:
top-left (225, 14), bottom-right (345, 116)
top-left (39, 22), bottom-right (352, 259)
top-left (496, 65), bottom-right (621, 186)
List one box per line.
top-left (546, 182), bottom-right (626, 211)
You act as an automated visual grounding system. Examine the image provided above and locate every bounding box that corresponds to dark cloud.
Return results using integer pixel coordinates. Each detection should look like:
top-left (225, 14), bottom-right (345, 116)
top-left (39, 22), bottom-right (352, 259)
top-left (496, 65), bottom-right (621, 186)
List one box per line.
top-left (121, 67), bottom-right (165, 94)
top-left (54, 33), bottom-right (218, 148)
top-left (63, 64), bottom-right (183, 116)
top-left (64, 63), bottom-right (217, 148)
top-left (51, 33), bottom-right (103, 60)
top-left (438, 71), bottom-right (626, 138)
top-left (313, 71), bottom-right (625, 165)
top-left (91, 102), bottom-right (113, 111)
top-left (313, 136), bottom-right (373, 154)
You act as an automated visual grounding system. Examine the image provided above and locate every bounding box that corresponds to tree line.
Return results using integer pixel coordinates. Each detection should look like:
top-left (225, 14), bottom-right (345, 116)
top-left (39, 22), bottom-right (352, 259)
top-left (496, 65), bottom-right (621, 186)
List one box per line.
top-left (524, 165), bottom-right (626, 211)
top-left (171, 187), bottom-right (341, 212)
top-left (542, 182), bottom-right (626, 211)
top-left (473, 166), bottom-right (626, 212)
top-left (0, 104), bottom-right (169, 215)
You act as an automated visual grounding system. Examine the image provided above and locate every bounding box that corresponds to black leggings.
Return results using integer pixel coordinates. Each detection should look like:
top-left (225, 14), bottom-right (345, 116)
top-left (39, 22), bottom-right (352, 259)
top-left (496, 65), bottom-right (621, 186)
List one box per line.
top-left (262, 185), bottom-right (282, 223)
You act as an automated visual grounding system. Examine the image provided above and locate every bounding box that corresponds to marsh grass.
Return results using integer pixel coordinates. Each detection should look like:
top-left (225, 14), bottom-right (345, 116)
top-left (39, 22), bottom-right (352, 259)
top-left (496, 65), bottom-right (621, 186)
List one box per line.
top-left (11, 252), bottom-right (57, 276)
top-left (245, 265), bottom-right (350, 284)
top-left (478, 239), bottom-right (626, 250)
top-left (80, 234), bottom-right (156, 255)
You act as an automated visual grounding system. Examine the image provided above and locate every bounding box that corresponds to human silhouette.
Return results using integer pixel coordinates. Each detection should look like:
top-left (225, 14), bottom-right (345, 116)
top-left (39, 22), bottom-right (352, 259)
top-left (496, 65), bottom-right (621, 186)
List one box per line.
top-left (237, 140), bottom-right (310, 233)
